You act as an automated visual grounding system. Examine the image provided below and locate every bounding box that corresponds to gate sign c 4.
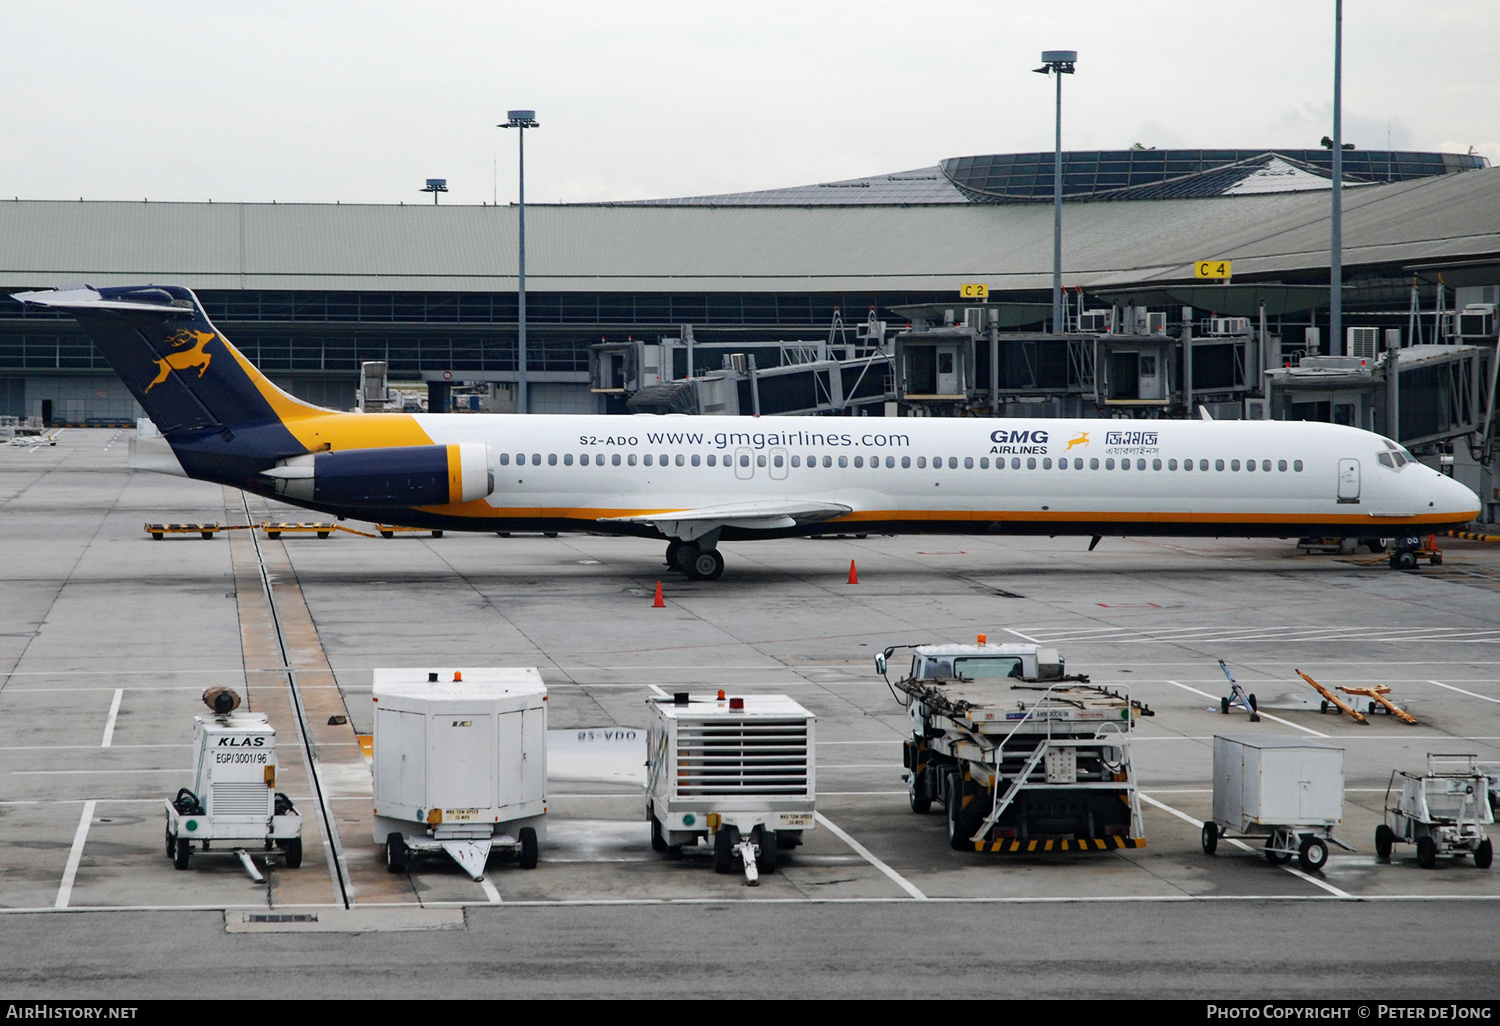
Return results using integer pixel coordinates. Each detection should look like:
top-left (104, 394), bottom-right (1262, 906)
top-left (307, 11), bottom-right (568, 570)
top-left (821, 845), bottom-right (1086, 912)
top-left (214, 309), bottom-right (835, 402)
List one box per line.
top-left (1194, 260), bottom-right (1232, 279)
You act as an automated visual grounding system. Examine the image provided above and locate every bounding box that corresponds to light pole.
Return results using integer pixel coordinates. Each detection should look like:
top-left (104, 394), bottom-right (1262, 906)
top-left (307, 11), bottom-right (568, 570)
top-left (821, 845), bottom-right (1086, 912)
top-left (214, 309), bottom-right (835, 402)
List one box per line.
top-left (1330, 2), bottom-right (1343, 356)
top-left (420, 178), bottom-right (447, 205)
top-left (499, 110), bottom-right (539, 414)
top-left (1034, 50), bottom-right (1076, 335)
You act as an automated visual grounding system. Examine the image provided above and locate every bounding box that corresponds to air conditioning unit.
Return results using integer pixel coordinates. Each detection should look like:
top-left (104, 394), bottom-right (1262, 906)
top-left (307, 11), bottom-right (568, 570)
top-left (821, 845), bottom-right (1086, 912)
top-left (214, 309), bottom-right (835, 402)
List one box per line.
top-left (1346, 326), bottom-right (1380, 359)
top-left (1211, 317), bottom-right (1250, 335)
top-left (1078, 310), bottom-right (1111, 333)
top-left (1456, 305), bottom-right (1495, 341)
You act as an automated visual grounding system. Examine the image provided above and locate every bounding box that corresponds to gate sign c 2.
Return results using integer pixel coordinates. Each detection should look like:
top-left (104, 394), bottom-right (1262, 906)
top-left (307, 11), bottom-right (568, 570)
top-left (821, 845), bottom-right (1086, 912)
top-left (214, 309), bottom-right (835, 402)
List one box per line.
top-left (960, 283), bottom-right (989, 299)
top-left (1194, 260), bottom-right (1232, 279)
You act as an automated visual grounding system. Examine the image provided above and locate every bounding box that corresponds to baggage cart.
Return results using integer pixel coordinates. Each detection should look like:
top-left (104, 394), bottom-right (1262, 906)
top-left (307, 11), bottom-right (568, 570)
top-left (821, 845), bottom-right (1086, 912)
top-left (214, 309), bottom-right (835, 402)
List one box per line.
top-left (1375, 754), bottom-right (1493, 868)
top-left (1202, 734), bottom-right (1351, 872)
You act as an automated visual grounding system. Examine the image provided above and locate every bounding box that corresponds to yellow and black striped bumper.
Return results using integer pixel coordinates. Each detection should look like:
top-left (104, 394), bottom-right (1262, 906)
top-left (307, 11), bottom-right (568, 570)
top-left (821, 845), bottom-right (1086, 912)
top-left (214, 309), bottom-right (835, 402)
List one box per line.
top-left (974, 836), bottom-right (1145, 853)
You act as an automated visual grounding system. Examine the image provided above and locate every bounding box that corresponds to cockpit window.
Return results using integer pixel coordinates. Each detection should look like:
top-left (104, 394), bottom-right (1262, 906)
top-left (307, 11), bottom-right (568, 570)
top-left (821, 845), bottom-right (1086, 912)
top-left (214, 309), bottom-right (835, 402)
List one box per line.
top-left (1378, 453), bottom-right (1394, 468)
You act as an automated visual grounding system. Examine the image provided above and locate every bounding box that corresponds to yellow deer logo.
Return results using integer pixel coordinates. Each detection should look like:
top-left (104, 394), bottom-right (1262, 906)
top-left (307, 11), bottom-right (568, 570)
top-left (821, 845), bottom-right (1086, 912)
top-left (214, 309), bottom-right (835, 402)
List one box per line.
top-left (1065, 432), bottom-right (1090, 452)
top-left (145, 330), bottom-right (214, 392)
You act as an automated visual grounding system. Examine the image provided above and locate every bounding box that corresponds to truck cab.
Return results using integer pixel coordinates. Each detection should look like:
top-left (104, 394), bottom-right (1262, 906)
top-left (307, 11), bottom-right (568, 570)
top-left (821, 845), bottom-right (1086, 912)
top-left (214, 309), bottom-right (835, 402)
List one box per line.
top-left (882, 642), bottom-right (1067, 684)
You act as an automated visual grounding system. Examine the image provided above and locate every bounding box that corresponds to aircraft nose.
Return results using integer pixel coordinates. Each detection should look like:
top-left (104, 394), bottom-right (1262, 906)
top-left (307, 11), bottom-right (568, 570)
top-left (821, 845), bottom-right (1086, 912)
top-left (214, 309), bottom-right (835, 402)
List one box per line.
top-left (1439, 473), bottom-right (1481, 520)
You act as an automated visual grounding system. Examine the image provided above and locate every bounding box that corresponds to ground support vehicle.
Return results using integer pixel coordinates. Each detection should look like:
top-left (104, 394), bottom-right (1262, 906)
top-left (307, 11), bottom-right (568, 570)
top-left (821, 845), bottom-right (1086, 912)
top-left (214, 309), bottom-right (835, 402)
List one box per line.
top-left (645, 692), bottom-right (815, 885)
top-left (1376, 755), bottom-right (1493, 869)
top-left (164, 701), bottom-right (302, 876)
top-left (881, 642), bottom-right (1147, 854)
top-left (1388, 533), bottom-right (1443, 569)
top-left (1202, 734), bottom-right (1350, 872)
top-left (372, 668), bottom-right (547, 880)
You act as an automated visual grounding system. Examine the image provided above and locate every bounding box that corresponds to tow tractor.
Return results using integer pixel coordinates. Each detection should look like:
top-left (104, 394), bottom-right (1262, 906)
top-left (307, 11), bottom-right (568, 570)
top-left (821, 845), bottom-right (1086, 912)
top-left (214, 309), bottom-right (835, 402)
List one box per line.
top-left (878, 638), bottom-right (1149, 854)
top-left (1376, 754), bottom-right (1493, 869)
top-left (164, 688), bottom-right (303, 878)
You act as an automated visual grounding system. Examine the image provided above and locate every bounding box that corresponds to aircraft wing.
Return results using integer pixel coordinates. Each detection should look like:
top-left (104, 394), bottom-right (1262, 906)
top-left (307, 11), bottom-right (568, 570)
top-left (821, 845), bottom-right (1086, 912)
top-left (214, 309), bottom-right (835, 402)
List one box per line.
top-left (601, 499), bottom-right (852, 539)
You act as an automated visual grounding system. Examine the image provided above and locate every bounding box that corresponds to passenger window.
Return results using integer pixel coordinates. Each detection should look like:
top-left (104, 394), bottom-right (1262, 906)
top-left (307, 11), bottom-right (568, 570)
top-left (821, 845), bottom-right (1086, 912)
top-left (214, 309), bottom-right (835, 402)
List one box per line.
top-left (1216, 459), bottom-right (1225, 471)
top-left (676, 454), bottom-right (685, 467)
top-left (1090, 458), bottom-right (1099, 470)
top-left (564, 454), bottom-right (574, 466)
top-left (499, 453), bottom-right (510, 466)
top-left (948, 457), bottom-right (959, 469)
top-left (692, 454), bottom-right (701, 467)
top-left (1231, 460), bottom-right (1240, 471)
top-left (1042, 457), bottom-right (1053, 469)
top-left (1027, 458), bottom-right (1037, 470)
top-left (612, 454), bottom-right (621, 467)
top-left (547, 453), bottom-right (557, 466)
top-left (917, 457), bottom-right (927, 469)
top-left (1136, 459), bottom-right (1146, 470)
top-left (706, 454), bottom-right (716, 467)
top-left (1246, 459), bottom-right (1255, 472)
top-left (886, 456), bottom-right (896, 468)
top-left (1199, 459), bottom-right (1209, 471)
top-left (644, 454), bottom-right (653, 467)
top-left (853, 456), bottom-right (863, 468)
top-left (516, 453), bottom-right (526, 466)
top-left (1183, 459), bottom-right (1193, 471)
top-left (1278, 459), bottom-right (1287, 471)
top-left (1152, 459), bottom-right (1162, 470)
top-left (964, 457), bottom-right (973, 469)
top-left (532, 453), bottom-right (541, 465)
top-left (902, 456), bottom-right (912, 468)
top-left (757, 454), bottom-right (766, 468)
top-left (822, 455), bottom-right (832, 468)
top-left (1167, 459), bottom-right (1177, 470)
top-left (628, 454), bottom-right (637, 466)
top-left (774, 454), bottom-right (784, 468)
top-left (1105, 458), bottom-right (1115, 470)
top-left (660, 454), bottom-right (668, 465)
top-left (791, 456), bottom-right (800, 468)
top-left (979, 457), bottom-right (989, 469)
top-left (1073, 458), bottom-right (1083, 470)
top-left (1120, 459), bottom-right (1129, 471)
top-left (1011, 458), bottom-right (1021, 469)
top-left (1293, 460), bottom-right (1303, 471)
top-left (740, 455), bottom-right (751, 468)
top-left (838, 456), bottom-right (848, 468)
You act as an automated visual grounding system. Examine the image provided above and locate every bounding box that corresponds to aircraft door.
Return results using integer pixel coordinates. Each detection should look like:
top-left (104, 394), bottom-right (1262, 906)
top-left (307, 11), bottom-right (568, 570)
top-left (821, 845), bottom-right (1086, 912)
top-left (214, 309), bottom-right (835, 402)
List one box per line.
top-left (936, 347), bottom-right (960, 395)
top-left (769, 447), bottom-right (789, 480)
top-left (1337, 458), bottom-right (1360, 502)
top-left (734, 447), bottom-right (754, 480)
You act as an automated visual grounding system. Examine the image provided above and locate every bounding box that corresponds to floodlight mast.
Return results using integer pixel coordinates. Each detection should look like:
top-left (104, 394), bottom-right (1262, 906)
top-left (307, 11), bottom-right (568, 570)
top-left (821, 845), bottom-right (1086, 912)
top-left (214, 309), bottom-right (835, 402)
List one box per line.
top-left (499, 110), bottom-right (539, 414)
top-left (1034, 51), bottom-right (1076, 336)
top-left (420, 179), bottom-right (448, 205)
top-left (1330, 2), bottom-right (1343, 356)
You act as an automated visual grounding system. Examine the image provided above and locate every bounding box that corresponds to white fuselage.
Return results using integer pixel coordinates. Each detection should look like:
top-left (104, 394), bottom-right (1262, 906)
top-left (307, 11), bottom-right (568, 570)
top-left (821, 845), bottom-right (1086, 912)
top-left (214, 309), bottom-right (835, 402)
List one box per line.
top-left (397, 413), bottom-right (1479, 537)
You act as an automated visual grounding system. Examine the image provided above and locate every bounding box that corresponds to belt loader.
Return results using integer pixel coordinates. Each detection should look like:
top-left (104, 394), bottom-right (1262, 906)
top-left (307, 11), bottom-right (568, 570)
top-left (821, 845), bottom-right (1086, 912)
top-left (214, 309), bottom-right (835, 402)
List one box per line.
top-left (877, 640), bottom-right (1147, 854)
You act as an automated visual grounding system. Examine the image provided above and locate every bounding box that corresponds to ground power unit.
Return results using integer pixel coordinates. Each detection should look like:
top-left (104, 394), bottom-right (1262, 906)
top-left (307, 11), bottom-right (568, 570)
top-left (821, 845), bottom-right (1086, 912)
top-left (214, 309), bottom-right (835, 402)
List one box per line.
top-left (372, 668), bottom-right (547, 880)
top-left (164, 689), bottom-right (302, 875)
top-left (646, 692), bottom-right (816, 884)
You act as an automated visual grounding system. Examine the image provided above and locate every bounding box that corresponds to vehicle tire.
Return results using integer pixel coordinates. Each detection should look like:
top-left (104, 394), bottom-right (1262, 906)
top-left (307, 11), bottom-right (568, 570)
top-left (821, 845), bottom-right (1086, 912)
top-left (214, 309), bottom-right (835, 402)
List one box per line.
top-left (1474, 839), bottom-right (1493, 869)
top-left (908, 763), bottom-right (932, 815)
top-left (1394, 550), bottom-right (1418, 570)
top-left (1298, 835), bottom-right (1328, 872)
top-left (432, 530), bottom-right (444, 539)
top-left (380, 530), bottom-right (394, 539)
top-left (689, 549), bottom-right (724, 581)
top-left (946, 773), bottom-right (986, 851)
top-left (755, 829), bottom-right (778, 875)
top-left (1431, 554), bottom-right (1443, 565)
top-left (712, 826), bottom-right (739, 874)
top-left (151, 532), bottom-right (164, 540)
top-left (518, 827), bottom-right (539, 869)
top-left (1416, 836), bottom-right (1437, 869)
top-left (173, 838), bottom-right (191, 870)
top-left (165, 825), bottom-right (176, 858)
top-left (1320, 700), bottom-right (1329, 714)
top-left (650, 813), bottom-right (669, 853)
top-left (279, 837), bottom-right (303, 869)
top-left (386, 832), bottom-right (407, 873)
top-left (267, 531), bottom-right (280, 539)
top-left (1264, 836), bottom-right (1291, 864)
top-left (1202, 821), bottom-right (1219, 855)
top-left (317, 531), bottom-right (330, 539)
top-left (201, 531), bottom-right (213, 540)
top-left (1220, 696), bottom-right (1230, 715)
top-left (1375, 824), bottom-right (1394, 860)
top-left (543, 531), bottom-right (557, 538)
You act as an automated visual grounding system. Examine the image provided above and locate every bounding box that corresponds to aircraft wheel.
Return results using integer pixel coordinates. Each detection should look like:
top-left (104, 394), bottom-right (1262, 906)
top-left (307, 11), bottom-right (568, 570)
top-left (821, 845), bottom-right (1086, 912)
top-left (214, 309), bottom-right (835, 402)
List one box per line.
top-left (1375, 824), bottom-right (1394, 860)
top-left (1416, 836), bottom-right (1437, 868)
top-left (1298, 835), bottom-right (1328, 872)
top-left (666, 540), bottom-right (696, 573)
top-left (688, 549), bottom-right (724, 581)
top-left (1201, 821), bottom-right (1218, 855)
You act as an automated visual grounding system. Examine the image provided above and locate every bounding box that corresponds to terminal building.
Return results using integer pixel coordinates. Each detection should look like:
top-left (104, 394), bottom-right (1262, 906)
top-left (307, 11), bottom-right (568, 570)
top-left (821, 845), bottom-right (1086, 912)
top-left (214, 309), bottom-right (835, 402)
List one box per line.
top-left (2, 147), bottom-right (1498, 514)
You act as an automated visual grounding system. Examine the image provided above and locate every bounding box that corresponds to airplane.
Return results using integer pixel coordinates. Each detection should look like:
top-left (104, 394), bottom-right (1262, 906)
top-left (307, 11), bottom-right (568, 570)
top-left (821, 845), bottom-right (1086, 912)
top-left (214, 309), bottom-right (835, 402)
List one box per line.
top-left (10, 284), bottom-right (1482, 580)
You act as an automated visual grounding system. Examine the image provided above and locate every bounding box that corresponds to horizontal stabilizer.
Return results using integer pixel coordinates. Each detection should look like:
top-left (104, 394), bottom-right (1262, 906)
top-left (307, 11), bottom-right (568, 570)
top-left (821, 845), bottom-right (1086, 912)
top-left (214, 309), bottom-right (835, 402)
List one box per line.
top-left (12, 286), bottom-right (194, 316)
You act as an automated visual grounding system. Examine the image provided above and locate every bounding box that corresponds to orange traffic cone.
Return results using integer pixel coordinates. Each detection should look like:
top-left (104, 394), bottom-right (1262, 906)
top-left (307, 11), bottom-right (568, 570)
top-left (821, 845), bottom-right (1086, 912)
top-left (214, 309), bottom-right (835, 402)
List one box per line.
top-left (652, 581), bottom-right (665, 607)
top-left (848, 560), bottom-right (859, 584)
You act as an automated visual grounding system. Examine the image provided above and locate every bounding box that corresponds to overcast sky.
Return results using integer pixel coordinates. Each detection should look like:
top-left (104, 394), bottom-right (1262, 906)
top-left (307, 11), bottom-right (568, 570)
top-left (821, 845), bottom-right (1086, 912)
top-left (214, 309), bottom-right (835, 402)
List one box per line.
top-left (4, 1), bottom-right (1496, 207)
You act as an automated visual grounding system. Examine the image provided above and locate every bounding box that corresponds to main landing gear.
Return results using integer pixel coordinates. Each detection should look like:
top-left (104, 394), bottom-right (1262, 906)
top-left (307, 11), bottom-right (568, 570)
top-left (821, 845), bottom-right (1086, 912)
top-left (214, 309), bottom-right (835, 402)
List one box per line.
top-left (665, 540), bottom-right (725, 581)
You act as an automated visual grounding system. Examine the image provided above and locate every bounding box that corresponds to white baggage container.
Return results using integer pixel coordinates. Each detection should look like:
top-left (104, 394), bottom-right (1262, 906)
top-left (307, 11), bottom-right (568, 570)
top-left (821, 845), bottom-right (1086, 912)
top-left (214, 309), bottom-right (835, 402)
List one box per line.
top-left (1203, 734), bottom-right (1348, 871)
top-left (371, 667), bottom-right (546, 880)
top-left (646, 692), bottom-right (816, 885)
